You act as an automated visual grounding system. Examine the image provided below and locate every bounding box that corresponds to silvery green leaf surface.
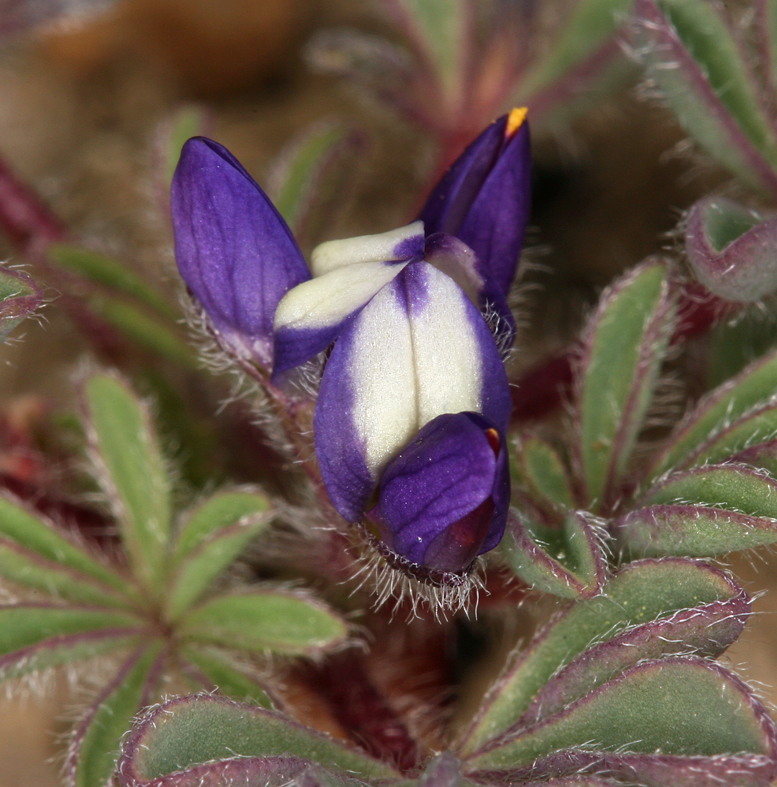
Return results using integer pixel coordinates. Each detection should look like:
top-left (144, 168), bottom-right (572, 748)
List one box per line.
top-left (461, 558), bottom-right (744, 754)
top-left (635, 0), bottom-right (777, 194)
top-left (576, 260), bottom-right (675, 509)
top-left (501, 510), bottom-right (606, 599)
top-left (685, 197), bottom-right (777, 302)
top-left (618, 465), bottom-right (777, 555)
top-left (180, 645), bottom-right (272, 707)
top-left (178, 590), bottom-right (348, 655)
top-left (0, 494), bottom-right (132, 597)
top-left (116, 695), bottom-right (399, 784)
top-left (467, 658), bottom-right (776, 779)
top-left (647, 347), bottom-right (777, 480)
top-left (0, 604), bottom-right (145, 682)
top-left (516, 436), bottom-right (576, 512)
top-left (66, 642), bottom-right (165, 787)
top-left (84, 373), bottom-right (173, 597)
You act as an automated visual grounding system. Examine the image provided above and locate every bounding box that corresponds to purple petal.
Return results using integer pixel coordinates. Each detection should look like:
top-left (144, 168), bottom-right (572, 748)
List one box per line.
top-left (419, 110), bottom-right (531, 296)
top-left (171, 137), bottom-right (310, 367)
top-left (376, 412), bottom-right (508, 572)
top-left (314, 262), bottom-right (511, 524)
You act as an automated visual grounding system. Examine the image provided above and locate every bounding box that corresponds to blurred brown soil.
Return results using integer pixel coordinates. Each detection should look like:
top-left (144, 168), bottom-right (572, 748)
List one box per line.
top-left (0, 0), bottom-right (776, 784)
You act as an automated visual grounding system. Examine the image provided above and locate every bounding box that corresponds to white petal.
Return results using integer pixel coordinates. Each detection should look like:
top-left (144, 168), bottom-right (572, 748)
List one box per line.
top-left (273, 260), bottom-right (409, 333)
top-left (349, 263), bottom-right (482, 475)
top-left (310, 221), bottom-right (424, 276)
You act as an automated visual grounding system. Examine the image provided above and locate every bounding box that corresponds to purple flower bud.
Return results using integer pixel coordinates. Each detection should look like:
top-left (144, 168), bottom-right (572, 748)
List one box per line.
top-left (171, 137), bottom-right (310, 368)
top-left (313, 261), bottom-right (511, 572)
top-left (685, 196), bottom-right (777, 303)
top-left (419, 108), bottom-right (531, 298)
top-left (375, 412), bottom-right (509, 573)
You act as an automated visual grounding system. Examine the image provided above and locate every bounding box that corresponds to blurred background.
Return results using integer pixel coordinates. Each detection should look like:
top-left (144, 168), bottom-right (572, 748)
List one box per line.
top-left (0, 0), bottom-right (774, 783)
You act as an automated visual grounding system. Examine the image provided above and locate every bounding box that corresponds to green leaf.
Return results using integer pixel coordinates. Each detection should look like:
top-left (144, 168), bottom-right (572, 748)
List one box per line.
top-left (0, 538), bottom-right (133, 608)
top-left (467, 658), bottom-right (772, 770)
top-left (637, 0), bottom-right (777, 193)
top-left (166, 516), bottom-right (271, 622)
top-left (517, 437), bottom-right (576, 510)
top-left (173, 490), bottom-right (270, 562)
top-left (67, 641), bottom-right (164, 787)
top-left (642, 464), bottom-right (777, 516)
top-left (270, 121), bottom-right (364, 247)
top-left (648, 346), bottom-right (777, 479)
top-left (89, 296), bottom-right (197, 367)
top-left (0, 495), bottom-right (132, 598)
top-left (517, 576), bottom-right (748, 730)
top-left (47, 243), bottom-right (176, 319)
top-left (180, 645), bottom-right (272, 706)
top-left (501, 510), bottom-right (606, 599)
top-left (84, 373), bottom-right (172, 596)
top-left (121, 695), bottom-right (399, 781)
top-left (461, 558), bottom-right (739, 753)
top-left (0, 266), bottom-right (43, 342)
top-left (619, 465), bottom-right (777, 555)
top-left (705, 310), bottom-right (777, 389)
top-left (518, 0), bottom-right (633, 102)
top-left (0, 604), bottom-right (145, 681)
top-left (677, 400), bottom-right (777, 470)
top-left (179, 590), bottom-right (348, 655)
top-left (389, 0), bottom-right (467, 103)
top-left (578, 261), bottom-right (674, 507)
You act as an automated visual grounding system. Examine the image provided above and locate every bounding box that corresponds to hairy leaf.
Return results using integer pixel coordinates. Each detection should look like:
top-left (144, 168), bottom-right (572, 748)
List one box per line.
top-left (66, 642), bottom-right (165, 787)
top-left (117, 695), bottom-right (399, 782)
top-left (468, 658), bottom-right (775, 771)
top-left (577, 261), bottom-right (674, 507)
top-left (178, 590), bottom-right (348, 655)
top-left (180, 644), bottom-right (272, 706)
top-left (85, 373), bottom-right (172, 596)
top-left (501, 510), bottom-right (606, 599)
top-left (648, 347), bottom-right (777, 479)
top-left (0, 266), bottom-right (43, 341)
top-left (517, 437), bottom-right (576, 511)
top-left (636, 0), bottom-right (777, 193)
top-left (461, 558), bottom-right (742, 753)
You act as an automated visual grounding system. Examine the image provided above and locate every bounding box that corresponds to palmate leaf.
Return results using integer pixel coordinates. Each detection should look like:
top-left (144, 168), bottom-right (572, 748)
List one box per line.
top-left (84, 373), bottom-right (173, 597)
top-left (460, 558), bottom-right (746, 754)
top-left (165, 490), bottom-right (271, 622)
top-left (116, 695), bottom-right (399, 785)
top-left (576, 260), bottom-right (675, 510)
top-left (635, 0), bottom-right (777, 194)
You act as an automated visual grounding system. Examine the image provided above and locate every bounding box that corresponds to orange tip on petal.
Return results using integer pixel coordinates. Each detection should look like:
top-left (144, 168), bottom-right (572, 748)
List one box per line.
top-left (506, 107), bottom-right (528, 138)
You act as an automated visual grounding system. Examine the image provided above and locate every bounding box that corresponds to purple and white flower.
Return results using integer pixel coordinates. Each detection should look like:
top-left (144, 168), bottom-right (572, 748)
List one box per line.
top-left (170, 110), bottom-right (531, 576)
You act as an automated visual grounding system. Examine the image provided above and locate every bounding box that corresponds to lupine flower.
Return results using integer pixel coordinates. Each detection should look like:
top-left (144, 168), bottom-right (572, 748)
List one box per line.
top-left (171, 137), bottom-right (310, 368)
top-left (170, 111), bottom-right (531, 576)
top-left (273, 108), bottom-right (531, 374)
